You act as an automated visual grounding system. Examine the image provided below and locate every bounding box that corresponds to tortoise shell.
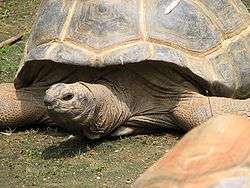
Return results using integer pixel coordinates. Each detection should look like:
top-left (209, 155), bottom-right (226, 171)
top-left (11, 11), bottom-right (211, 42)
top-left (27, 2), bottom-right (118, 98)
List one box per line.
top-left (16, 0), bottom-right (250, 98)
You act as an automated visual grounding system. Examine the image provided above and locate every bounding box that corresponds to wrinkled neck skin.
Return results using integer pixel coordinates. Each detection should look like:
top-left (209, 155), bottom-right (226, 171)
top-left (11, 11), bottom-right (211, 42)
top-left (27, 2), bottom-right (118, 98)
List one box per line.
top-left (76, 82), bottom-right (132, 139)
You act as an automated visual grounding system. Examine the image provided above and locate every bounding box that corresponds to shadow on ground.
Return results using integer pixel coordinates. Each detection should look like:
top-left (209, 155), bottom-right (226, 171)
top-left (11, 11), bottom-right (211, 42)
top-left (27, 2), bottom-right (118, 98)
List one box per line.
top-left (0, 127), bottom-right (181, 187)
top-left (41, 130), bottom-right (183, 160)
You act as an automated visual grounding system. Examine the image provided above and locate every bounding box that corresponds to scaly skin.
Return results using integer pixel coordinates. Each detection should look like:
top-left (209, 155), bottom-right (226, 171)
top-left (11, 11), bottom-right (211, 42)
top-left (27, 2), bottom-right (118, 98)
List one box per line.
top-left (0, 65), bottom-right (249, 136)
top-left (43, 65), bottom-right (250, 139)
top-left (0, 83), bottom-right (49, 129)
top-left (173, 92), bottom-right (250, 130)
top-left (0, 82), bottom-right (249, 136)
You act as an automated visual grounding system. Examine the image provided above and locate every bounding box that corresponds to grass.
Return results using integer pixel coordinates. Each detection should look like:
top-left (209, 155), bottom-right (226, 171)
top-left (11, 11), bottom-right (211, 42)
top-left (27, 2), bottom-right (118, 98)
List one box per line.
top-left (0, 44), bottom-right (24, 82)
top-left (0, 128), bottom-right (179, 187)
top-left (0, 0), bottom-right (39, 83)
top-left (0, 0), bottom-right (250, 187)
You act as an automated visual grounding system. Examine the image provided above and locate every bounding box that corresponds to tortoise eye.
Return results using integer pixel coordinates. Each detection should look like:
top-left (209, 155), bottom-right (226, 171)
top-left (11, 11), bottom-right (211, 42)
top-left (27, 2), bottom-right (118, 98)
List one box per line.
top-left (62, 93), bottom-right (74, 101)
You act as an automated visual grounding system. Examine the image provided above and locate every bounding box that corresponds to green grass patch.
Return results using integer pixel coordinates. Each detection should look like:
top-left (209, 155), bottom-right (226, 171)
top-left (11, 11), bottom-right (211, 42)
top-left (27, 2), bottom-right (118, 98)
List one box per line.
top-left (0, 43), bottom-right (24, 83)
top-left (0, 129), bottom-right (179, 187)
top-left (0, 0), bottom-right (40, 41)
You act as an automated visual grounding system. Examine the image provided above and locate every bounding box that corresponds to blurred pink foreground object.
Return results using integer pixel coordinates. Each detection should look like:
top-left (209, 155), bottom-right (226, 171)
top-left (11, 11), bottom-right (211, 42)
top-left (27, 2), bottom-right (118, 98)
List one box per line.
top-left (134, 115), bottom-right (250, 188)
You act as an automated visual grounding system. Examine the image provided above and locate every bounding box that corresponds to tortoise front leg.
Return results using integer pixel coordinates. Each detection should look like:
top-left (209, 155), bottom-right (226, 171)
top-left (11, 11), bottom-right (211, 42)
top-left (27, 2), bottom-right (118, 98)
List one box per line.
top-left (174, 92), bottom-right (249, 130)
top-left (0, 83), bottom-right (50, 129)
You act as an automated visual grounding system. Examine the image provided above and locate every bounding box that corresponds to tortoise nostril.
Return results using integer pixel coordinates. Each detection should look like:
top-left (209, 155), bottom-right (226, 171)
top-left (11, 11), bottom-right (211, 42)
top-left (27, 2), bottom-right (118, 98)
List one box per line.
top-left (62, 93), bottom-right (74, 101)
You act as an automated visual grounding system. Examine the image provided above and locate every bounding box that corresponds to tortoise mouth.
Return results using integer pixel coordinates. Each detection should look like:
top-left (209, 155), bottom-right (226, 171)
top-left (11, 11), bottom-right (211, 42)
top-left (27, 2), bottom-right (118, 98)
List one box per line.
top-left (47, 105), bottom-right (68, 113)
top-left (47, 105), bottom-right (82, 115)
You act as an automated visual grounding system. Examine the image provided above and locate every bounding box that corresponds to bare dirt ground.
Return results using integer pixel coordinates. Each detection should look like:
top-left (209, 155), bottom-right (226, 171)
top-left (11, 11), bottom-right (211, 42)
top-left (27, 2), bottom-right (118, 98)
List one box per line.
top-left (0, 0), bottom-right (249, 187)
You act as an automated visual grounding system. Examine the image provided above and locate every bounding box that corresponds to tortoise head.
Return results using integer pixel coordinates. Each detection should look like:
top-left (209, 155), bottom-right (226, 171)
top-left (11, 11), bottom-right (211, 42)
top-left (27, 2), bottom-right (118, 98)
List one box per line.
top-left (44, 82), bottom-right (97, 138)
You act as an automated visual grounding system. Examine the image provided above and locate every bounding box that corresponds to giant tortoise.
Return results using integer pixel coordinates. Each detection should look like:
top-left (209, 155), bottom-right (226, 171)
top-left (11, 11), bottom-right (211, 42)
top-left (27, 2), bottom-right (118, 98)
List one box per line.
top-left (0, 0), bottom-right (249, 186)
top-left (0, 0), bottom-right (250, 139)
top-left (0, 0), bottom-right (250, 150)
top-left (0, 0), bottom-right (249, 138)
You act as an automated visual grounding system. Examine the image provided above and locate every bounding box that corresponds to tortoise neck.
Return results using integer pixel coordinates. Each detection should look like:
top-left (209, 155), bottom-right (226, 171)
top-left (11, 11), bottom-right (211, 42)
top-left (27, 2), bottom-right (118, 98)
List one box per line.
top-left (85, 82), bottom-right (132, 132)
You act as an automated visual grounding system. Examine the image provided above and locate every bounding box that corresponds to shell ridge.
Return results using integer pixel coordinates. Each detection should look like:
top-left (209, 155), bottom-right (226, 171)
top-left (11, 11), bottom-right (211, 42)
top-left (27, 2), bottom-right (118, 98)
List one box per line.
top-left (44, 0), bottom-right (78, 59)
top-left (139, 0), bottom-right (148, 40)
